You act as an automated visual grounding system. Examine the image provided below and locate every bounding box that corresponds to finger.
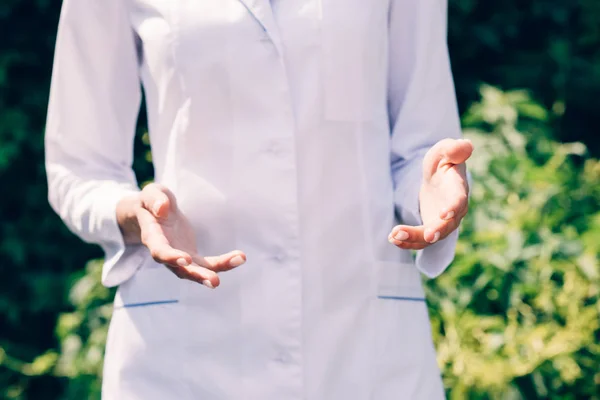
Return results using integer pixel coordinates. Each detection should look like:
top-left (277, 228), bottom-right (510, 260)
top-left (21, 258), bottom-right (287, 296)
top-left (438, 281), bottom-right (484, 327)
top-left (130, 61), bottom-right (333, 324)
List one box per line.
top-left (439, 191), bottom-right (469, 221)
top-left (148, 242), bottom-right (193, 266)
top-left (423, 217), bottom-right (461, 243)
top-left (440, 138), bottom-right (474, 166)
top-left (391, 204), bottom-right (467, 248)
top-left (137, 207), bottom-right (193, 265)
top-left (387, 226), bottom-right (429, 249)
top-left (168, 263), bottom-right (220, 289)
top-left (140, 183), bottom-right (178, 219)
top-left (390, 219), bottom-right (452, 245)
top-left (388, 236), bottom-right (428, 250)
top-left (423, 138), bottom-right (474, 179)
top-left (389, 225), bottom-right (426, 243)
top-left (193, 250), bottom-right (247, 273)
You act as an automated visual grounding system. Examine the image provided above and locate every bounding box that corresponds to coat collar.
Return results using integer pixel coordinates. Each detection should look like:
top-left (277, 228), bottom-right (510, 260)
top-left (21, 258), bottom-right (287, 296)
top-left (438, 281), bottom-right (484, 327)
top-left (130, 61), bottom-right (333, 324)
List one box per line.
top-left (237, 0), bottom-right (283, 55)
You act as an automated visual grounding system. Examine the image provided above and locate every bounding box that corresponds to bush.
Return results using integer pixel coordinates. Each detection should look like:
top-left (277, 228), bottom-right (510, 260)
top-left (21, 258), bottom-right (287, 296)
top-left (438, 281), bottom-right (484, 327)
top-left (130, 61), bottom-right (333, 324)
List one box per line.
top-left (448, 0), bottom-right (600, 156)
top-left (426, 86), bottom-right (600, 399)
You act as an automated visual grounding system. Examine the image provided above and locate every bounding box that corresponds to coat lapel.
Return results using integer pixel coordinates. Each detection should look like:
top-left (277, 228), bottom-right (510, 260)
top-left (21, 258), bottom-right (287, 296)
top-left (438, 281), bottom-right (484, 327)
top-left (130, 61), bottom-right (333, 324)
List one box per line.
top-left (237, 0), bottom-right (283, 54)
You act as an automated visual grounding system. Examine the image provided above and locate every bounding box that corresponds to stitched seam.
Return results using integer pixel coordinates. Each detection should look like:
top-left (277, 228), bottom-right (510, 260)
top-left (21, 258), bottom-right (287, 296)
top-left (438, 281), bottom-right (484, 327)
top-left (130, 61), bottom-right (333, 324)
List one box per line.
top-left (117, 299), bottom-right (179, 309)
top-left (377, 296), bottom-right (426, 302)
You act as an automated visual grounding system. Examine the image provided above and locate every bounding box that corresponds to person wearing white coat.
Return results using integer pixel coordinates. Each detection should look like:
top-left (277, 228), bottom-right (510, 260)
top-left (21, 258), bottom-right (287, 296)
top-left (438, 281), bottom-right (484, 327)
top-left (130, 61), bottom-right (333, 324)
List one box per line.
top-left (45, 0), bottom-right (473, 398)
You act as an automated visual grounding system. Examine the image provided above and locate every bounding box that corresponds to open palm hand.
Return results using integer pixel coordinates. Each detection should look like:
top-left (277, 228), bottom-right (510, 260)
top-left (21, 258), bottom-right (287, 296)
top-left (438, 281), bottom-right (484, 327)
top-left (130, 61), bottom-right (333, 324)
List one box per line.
top-left (136, 184), bottom-right (246, 288)
top-left (389, 138), bottom-right (473, 250)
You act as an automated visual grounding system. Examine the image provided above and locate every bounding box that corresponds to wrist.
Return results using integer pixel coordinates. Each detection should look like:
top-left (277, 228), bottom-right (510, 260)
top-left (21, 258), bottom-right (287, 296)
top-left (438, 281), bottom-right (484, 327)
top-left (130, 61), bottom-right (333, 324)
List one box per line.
top-left (116, 193), bottom-right (143, 244)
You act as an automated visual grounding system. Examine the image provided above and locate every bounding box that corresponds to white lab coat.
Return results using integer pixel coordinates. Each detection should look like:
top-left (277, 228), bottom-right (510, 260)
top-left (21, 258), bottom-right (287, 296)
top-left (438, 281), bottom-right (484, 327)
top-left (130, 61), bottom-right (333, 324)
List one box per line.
top-left (45, 0), bottom-right (462, 398)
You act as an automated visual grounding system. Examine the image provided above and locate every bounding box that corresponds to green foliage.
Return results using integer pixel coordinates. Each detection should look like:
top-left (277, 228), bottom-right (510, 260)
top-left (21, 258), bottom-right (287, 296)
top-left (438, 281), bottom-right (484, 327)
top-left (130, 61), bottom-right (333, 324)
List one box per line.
top-left (0, 261), bottom-right (111, 399)
top-left (448, 0), bottom-right (600, 156)
top-left (0, 2), bottom-right (97, 398)
top-left (426, 86), bottom-right (600, 399)
top-left (0, 2), bottom-right (151, 398)
top-left (53, 261), bottom-right (112, 400)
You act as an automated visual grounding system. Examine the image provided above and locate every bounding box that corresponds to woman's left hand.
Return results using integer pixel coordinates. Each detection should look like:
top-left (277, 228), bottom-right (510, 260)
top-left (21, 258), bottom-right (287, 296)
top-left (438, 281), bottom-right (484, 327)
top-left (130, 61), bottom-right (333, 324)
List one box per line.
top-left (388, 138), bottom-right (474, 250)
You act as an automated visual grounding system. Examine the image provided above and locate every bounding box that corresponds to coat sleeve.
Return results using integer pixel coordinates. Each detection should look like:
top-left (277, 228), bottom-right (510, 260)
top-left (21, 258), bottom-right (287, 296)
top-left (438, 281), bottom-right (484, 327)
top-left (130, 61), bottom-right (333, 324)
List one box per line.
top-left (388, 0), bottom-right (463, 278)
top-left (45, 0), bottom-right (145, 286)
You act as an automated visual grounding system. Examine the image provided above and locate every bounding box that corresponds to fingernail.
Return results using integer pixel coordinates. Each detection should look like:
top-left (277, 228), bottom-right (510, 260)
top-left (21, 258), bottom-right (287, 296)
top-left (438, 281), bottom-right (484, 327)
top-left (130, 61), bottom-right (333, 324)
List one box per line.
top-left (176, 258), bottom-right (189, 267)
top-left (431, 232), bottom-right (440, 243)
top-left (229, 255), bottom-right (245, 267)
top-left (443, 210), bottom-right (455, 220)
top-left (202, 280), bottom-right (215, 289)
top-left (394, 231), bottom-right (409, 241)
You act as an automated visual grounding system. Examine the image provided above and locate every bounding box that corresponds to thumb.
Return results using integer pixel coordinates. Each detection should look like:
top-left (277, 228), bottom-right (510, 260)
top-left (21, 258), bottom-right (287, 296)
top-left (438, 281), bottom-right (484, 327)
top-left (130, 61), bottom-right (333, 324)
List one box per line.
top-left (140, 183), bottom-right (178, 219)
top-left (423, 138), bottom-right (473, 179)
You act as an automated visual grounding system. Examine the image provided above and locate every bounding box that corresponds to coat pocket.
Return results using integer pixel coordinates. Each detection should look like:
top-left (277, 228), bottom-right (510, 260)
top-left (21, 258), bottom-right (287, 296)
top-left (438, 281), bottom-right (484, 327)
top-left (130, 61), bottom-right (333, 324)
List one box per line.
top-left (375, 261), bottom-right (426, 301)
top-left (320, 0), bottom-right (389, 122)
top-left (114, 257), bottom-right (182, 309)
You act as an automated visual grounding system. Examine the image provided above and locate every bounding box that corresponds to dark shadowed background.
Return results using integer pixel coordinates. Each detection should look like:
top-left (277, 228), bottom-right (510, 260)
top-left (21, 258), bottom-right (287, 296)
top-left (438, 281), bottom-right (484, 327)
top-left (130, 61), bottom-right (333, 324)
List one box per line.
top-left (0, 1), bottom-right (598, 399)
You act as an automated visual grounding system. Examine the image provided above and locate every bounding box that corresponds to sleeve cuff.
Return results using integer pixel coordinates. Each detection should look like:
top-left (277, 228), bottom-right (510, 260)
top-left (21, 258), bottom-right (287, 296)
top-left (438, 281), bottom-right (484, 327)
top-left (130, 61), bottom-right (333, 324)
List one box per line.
top-left (95, 186), bottom-right (146, 287)
top-left (415, 228), bottom-right (458, 278)
top-left (101, 241), bottom-right (147, 287)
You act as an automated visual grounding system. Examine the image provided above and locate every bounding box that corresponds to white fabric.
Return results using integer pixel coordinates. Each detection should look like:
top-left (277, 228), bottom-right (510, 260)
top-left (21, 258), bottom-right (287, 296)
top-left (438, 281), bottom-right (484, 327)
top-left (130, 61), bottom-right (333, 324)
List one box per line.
top-left (45, 0), bottom-right (462, 398)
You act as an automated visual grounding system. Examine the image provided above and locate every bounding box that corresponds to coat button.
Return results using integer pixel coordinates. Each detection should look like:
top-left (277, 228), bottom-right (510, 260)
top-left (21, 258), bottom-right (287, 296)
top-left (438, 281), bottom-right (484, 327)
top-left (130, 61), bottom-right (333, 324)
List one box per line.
top-left (267, 141), bottom-right (283, 156)
top-left (273, 252), bottom-right (286, 263)
top-left (274, 350), bottom-right (292, 364)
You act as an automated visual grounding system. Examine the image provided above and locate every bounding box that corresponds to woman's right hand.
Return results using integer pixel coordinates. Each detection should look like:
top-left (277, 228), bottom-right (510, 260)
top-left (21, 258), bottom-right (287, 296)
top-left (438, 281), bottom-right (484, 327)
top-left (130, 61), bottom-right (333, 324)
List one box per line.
top-left (117, 183), bottom-right (246, 289)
